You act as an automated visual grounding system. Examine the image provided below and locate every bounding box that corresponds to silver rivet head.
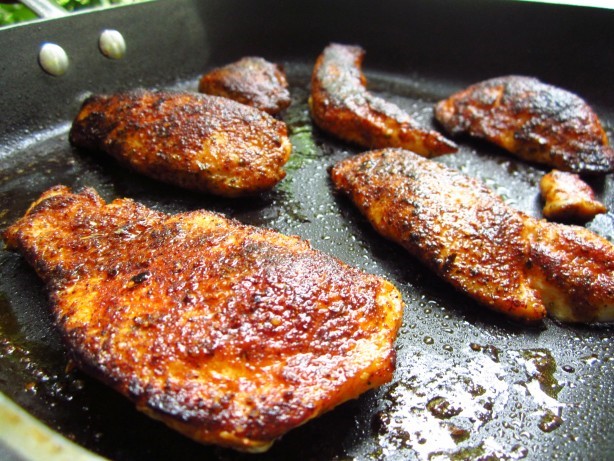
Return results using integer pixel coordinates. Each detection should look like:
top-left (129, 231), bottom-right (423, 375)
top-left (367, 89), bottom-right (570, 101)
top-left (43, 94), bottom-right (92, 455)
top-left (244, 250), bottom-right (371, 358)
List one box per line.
top-left (99, 29), bottom-right (126, 60)
top-left (38, 43), bottom-right (69, 76)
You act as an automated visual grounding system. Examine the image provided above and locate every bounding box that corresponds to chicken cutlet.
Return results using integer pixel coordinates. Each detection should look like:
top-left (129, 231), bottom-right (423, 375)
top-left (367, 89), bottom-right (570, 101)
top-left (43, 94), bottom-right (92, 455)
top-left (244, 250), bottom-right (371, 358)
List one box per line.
top-left (331, 148), bottom-right (614, 324)
top-left (309, 43), bottom-right (457, 157)
top-left (540, 169), bottom-right (607, 223)
top-left (198, 57), bottom-right (291, 115)
top-left (435, 76), bottom-right (614, 174)
top-left (69, 90), bottom-right (292, 197)
top-left (2, 186), bottom-right (404, 452)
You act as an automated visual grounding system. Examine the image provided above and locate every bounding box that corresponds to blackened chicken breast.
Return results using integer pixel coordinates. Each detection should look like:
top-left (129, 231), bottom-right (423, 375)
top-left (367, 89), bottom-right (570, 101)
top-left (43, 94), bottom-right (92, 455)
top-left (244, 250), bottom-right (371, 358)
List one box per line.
top-left (435, 76), bottom-right (614, 174)
top-left (198, 57), bottom-right (291, 115)
top-left (69, 90), bottom-right (292, 197)
top-left (310, 43), bottom-right (457, 157)
top-left (3, 186), bottom-right (404, 452)
top-left (331, 149), bottom-right (614, 324)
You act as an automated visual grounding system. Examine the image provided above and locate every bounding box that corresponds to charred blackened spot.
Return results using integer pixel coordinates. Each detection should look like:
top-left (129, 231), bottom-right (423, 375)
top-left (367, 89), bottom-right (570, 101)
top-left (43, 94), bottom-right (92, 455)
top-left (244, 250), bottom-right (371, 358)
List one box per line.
top-left (409, 231), bottom-right (421, 243)
top-left (129, 271), bottom-right (151, 287)
top-left (183, 292), bottom-right (197, 304)
top-left (442, 253), bottom-right (457, 272)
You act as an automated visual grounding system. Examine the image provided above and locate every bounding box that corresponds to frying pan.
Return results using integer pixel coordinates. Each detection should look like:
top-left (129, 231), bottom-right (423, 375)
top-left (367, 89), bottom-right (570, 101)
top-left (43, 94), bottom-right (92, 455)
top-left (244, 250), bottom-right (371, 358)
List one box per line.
top-left (1, 1), bottom-right (613, 459)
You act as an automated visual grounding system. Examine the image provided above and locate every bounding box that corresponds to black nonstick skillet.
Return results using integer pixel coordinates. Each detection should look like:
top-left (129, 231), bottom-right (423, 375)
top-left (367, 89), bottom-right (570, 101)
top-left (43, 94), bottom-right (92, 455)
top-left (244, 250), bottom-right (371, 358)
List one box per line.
top-left (0, 1), bottom-right (612, 459)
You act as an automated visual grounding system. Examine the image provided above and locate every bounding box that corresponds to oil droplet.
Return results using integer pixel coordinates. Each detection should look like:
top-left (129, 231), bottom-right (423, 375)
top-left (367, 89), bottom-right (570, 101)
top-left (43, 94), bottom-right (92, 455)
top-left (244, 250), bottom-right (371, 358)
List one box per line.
top-left (69, 379), bottom-right (85, 392)
top-left (468, 342), bottom-right (500, 362)
top-left (483, 345), bottom-right (500, 363)
top-left (423, 336), bottom-right (435, 345)
top-left (562, 365), bottom-right (575, 373)
top-left (538, 411), bottom-right (564, 432)
top-left (427, 396), bottom-right (463, 419)
top-left (24, 382), bottom-right (37, 394)
top-left (521, 349), bottom-right (562, 399)
top-left (582, 354), bottom-right (600, 365)
top-left (446, 423), bottom-right (470, 443)
top-left (443, 344), bottom-right (453, 352)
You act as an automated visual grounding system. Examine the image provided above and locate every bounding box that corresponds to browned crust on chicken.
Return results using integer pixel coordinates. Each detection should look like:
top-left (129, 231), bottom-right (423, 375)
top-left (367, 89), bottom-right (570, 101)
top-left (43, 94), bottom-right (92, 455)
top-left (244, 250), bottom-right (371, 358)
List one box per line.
top-left (435, 76), bottom-right (614, 174)
top-left (540, 169), bottom-right (607, 222)
top-left (2, 186), bottom-right (403, 452)
top-left (198, 57), bottom-right (291, 115)
top-left (331, 149), bottom-right (614, 323)
top-left (525, 220), bottom-right (614, 323)
top-left (309, 43), bottom-right (457, 157)
top-left (69, 90), bottom-right (292, 197)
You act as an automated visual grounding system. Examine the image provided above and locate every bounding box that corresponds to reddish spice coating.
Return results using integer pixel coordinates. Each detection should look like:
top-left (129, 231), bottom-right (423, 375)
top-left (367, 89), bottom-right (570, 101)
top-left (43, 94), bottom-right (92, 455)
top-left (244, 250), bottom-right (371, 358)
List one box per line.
top-left (540, 169), bottom-right (607, 222)
top-left (331, 148), bottom-right (614, 323)
top-left (69, 90), bottom-right (292, 197)
top-left (198, 57), bottom-right (291, 115)
top-left (2, 186), bottom-right (404, 452)
top-left (525, 219), bottom-right (614, 324)
top-left (309, 43), bottom-right (457, 157)
top-left (435, 76), bottom-right (614, 174)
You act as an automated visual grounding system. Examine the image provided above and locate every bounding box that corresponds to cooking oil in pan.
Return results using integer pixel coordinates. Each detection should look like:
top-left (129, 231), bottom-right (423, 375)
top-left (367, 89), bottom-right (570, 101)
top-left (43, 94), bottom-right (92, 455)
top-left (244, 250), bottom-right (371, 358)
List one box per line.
top-left (370, 345), bottom-right (569, 460)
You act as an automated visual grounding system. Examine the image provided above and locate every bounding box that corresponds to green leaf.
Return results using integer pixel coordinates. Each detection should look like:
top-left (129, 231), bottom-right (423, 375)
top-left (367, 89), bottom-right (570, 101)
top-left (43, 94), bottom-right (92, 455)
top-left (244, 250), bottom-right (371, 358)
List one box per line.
top-left (0, 5), bottom-right (38, 26)
top-left (1, 0), bottom-right (146, 26)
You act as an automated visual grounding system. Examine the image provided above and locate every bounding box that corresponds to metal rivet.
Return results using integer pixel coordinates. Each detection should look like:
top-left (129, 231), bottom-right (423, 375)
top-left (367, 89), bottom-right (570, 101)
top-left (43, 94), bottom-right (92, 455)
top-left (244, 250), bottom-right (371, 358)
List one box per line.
top-left (99, 29), bottom-right (126, 60)
top-left (38, 43), bottom-right (69, 76)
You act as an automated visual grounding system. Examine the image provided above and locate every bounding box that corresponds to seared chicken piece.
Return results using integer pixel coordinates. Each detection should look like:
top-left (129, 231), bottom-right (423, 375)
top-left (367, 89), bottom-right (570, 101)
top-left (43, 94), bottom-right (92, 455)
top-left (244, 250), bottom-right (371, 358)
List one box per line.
top-left (198, 57), bottom-right (291, 115)
top-left (435, 76), bottom-right (614, 174)
top-left (540, 169), bottom-right (607, 222)
top-left (69, 90), bottom-right (292, 197)
top-left (331, 149), bottom-right (614, 323)
top-left (309, 43), bottom-right (457, 157)
top-left (525, 219), bottom-right (614, 323)
top-left (2, 186), bottom-right (403, 453)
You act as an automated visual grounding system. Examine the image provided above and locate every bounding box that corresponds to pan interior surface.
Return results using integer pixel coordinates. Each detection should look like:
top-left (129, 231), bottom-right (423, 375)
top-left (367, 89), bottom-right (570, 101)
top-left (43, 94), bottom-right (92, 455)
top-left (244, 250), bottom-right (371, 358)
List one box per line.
top-left (1, 60), bottom-right (613, 460)
top-left (1, 0), bottom-right (613, 459)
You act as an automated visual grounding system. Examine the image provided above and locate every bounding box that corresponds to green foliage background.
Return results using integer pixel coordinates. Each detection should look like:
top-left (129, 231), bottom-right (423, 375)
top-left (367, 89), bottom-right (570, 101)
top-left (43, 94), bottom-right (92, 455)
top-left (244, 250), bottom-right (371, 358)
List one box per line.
top-left (0, 0), bottom-right (144, 26)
